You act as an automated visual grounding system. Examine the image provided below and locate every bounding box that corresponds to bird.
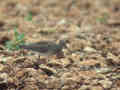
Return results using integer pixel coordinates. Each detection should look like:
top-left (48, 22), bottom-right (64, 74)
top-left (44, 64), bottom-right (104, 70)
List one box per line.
top-left (20, 39), bottom-right (68, 56)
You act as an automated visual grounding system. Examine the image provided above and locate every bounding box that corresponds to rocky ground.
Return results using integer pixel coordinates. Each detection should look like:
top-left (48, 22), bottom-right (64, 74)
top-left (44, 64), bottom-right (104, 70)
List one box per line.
top-left (0, 0), bottom-right (120, 90)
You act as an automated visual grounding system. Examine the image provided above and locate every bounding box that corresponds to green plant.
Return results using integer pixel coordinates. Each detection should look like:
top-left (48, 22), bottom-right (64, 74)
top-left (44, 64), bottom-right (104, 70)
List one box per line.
top-left (25, 12), bottom-right (33, 21)
top-left (6, 27), bottom-right (25, 50)
top-left (96, 13), bottom-right (109, 24)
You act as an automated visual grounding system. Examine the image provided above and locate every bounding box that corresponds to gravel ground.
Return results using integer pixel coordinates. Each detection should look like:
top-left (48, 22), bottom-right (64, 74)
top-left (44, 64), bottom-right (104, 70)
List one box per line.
top-left (0, 0), bottom-right (120, 90)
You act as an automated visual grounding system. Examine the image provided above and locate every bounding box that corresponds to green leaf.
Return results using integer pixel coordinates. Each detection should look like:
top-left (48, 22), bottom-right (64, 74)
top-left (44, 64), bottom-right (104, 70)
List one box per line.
top-left (5, 41), bottom-right (14, 50)
top-left (25, 12), bottom-right (33, 21)
top-left (15, 45), bottom-right (20, 50)
top-left (14, 27), bottom-right (19, 37)
top-left (16, 33), bottom-right (25, 41)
